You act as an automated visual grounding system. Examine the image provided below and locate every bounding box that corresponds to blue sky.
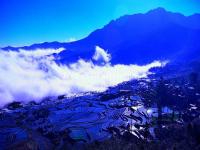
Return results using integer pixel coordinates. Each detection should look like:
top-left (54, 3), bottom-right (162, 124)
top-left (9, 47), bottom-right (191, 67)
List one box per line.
top-left (1, 0), bottom-right (200, 47)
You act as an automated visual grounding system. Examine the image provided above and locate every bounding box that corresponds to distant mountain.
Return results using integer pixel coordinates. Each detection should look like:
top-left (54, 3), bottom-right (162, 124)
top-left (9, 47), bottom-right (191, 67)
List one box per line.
top-left (3, 7), bottom-right (200, 65)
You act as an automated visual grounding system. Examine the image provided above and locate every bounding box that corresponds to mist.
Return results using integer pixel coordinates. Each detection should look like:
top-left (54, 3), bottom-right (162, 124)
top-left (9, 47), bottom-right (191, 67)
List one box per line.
top-left (0, 46), bottom-right (165, 107)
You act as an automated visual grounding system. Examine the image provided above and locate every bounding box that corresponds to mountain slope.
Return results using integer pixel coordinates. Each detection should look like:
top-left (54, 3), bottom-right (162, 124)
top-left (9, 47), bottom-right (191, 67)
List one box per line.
top-left (3, 8), bottom-right (200, 65)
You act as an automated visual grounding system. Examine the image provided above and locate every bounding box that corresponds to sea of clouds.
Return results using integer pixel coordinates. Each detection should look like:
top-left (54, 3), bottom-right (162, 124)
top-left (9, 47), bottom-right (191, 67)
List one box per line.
top-left (0, 46), bottom-right (165, 107)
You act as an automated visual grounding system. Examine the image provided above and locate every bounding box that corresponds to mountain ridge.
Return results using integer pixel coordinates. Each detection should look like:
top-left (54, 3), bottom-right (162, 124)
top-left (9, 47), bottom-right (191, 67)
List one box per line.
top-left (2, 7), bottom-right (200, 65)
top-left (3, 7), bottom-right (200, 50)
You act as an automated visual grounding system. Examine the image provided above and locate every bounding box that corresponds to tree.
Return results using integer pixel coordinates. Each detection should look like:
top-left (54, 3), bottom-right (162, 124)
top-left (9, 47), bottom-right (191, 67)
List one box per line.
top-left (189, 72), bottom-right (199, 86)
top-left (156, 77), bottom-right (168, 126)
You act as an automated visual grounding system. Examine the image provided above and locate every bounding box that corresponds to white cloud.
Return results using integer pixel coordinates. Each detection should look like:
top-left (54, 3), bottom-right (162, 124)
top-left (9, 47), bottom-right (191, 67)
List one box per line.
top-left (92, 46), bottom-right (111, 64)
top-left (0, 47), bottom-right (165, 107)
top-left (66, 37), bottom-right (77, 42)
top-left (18, 48), bottom-right (65, 57)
